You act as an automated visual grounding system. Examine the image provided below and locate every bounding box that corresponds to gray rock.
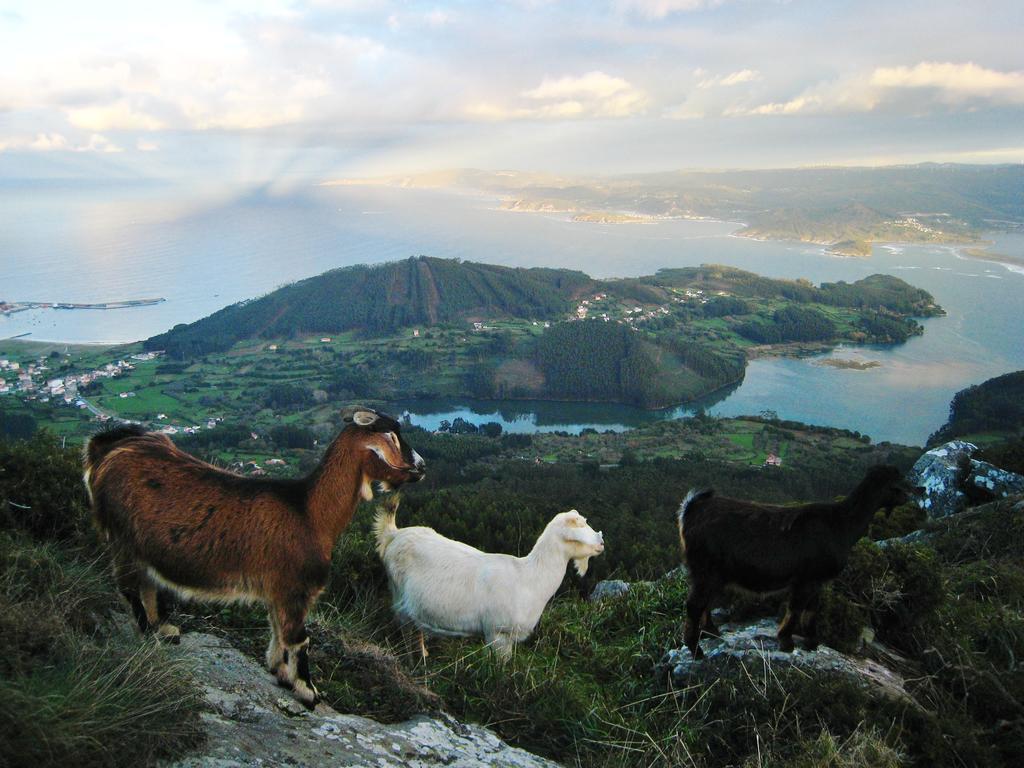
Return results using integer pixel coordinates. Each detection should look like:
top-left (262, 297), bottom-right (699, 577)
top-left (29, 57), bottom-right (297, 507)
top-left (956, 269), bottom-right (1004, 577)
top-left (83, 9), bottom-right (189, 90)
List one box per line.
top-left (165, 633), bottom-right (558, 768)
top-left (589, 580), bottom-right (631, 601)
top-left (910, 440), bottom-right (977, 518)
top-left (878, 528), bottom-right (937, 549)
top-left (910, 440), bottom-right (1024, 519)
top-left (968, 458), bottom-right (1024, 499)
top-left (656, 619), bottom-right (915, 706)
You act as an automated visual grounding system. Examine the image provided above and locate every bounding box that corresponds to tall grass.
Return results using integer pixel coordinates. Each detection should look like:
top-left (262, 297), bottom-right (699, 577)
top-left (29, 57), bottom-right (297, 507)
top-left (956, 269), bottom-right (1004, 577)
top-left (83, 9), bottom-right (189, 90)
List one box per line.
top-left (0, 532), bottom-right (203, 768)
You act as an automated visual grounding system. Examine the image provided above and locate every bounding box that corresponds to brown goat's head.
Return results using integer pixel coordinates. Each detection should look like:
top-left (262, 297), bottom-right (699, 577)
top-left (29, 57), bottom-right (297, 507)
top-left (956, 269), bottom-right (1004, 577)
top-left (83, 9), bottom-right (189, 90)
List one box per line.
top-left (342, 407), bottom-right (425, 500)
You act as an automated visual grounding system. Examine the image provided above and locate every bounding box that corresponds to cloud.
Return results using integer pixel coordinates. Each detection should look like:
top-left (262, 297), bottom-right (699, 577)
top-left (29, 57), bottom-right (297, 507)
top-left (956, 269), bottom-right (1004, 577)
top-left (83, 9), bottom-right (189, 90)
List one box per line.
top-left (68, 101), bottom-right (165, 131)
top-left (736, 61), bottom-right (1024, 116)
top-left (697, 68), bottom-right (761, 89)
top-left (615, 0), bottom-right (727, 19)
top-left (0, 132), bottom-right (121, 153)
top-left (869, 61), bottom-right (1024, 102)
top-left (468, 71), bottom-right (647, 120)
top-left (136, 138), bottom-right (159, 152)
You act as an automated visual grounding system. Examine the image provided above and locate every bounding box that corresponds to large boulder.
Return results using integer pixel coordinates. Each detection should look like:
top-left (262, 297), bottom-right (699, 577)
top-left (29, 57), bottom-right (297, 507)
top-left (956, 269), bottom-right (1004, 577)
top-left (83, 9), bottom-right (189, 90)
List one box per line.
top-left (167, 633), bottom-right (557, 768)
top-left (910, 440), bottom-right (1024, 518)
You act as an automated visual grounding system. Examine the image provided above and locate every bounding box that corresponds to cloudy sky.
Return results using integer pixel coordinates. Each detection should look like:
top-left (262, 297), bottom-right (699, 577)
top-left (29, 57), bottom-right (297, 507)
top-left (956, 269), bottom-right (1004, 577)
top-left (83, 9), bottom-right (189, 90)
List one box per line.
top-left (1, 0), bottom-right (1022, 181)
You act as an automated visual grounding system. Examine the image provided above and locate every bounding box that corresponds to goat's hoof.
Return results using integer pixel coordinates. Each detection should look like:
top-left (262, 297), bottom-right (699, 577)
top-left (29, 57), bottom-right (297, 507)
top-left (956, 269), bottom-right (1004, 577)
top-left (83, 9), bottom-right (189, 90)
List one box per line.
top-left (778, 637), bottom-right (795, 653)
top-left (293, 681), bottom-right (319, 710)
top-left (804, 641), bottom-right (819, 652)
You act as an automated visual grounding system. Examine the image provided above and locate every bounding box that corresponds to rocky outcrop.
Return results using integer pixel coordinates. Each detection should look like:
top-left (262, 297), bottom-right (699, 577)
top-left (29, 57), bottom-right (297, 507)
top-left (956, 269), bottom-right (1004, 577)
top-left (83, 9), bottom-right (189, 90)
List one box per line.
top-left (656, 619), bottom-right (915, 707)
top-left (589, 579), bottom-right (631, 601)
top-left (910, 440), bottom-right (1024, 518)
top-left (166, 633), bottom-right (558, 768)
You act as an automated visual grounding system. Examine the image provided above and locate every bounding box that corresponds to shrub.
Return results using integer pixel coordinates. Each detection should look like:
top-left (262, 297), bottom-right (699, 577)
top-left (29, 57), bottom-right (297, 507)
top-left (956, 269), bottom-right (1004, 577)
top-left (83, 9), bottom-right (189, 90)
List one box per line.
top-left (0, 432), bottom-right (90, 541)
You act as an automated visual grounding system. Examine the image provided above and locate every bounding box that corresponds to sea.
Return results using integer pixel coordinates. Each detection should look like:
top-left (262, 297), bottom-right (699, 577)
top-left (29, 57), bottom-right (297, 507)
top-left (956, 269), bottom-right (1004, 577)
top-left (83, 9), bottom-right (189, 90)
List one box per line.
top-left (2, 180), bottom-right (1022, 446)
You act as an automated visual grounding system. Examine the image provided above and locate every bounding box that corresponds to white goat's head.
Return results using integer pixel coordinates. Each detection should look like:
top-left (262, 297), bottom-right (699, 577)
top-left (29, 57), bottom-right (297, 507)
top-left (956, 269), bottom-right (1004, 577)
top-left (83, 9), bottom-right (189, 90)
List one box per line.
top-left (551, 509), bottom-right (605, 576)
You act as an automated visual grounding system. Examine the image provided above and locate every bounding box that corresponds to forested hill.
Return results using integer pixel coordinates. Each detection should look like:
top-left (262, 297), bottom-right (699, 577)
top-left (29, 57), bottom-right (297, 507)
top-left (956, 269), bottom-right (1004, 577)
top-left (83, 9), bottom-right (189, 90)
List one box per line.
top-left (652, 265), bottom-right (942, 316)
top-left (929, 370), bottom-right (1024, 445)
top-left (146, 257), bottom-right (594, 358)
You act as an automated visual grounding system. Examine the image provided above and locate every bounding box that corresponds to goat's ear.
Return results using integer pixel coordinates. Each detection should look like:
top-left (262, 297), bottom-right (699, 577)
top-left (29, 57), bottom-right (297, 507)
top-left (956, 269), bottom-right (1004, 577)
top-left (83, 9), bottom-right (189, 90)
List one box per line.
top-left (563, 528), bottom-right (588, 543)
top-left (342, 407), bottom-right (378, 427)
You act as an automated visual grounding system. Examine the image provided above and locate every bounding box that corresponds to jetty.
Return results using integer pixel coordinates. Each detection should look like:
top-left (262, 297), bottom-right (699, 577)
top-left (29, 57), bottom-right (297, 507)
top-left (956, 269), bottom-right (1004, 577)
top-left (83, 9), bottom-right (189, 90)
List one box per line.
top-left (0, 298), bottom-right (165, 315)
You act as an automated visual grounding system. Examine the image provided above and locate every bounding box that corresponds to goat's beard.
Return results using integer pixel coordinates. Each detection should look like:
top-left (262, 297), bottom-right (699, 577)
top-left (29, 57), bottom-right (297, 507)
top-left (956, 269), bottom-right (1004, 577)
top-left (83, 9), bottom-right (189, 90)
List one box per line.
top-left (573, 556), bottom-right (591, 577)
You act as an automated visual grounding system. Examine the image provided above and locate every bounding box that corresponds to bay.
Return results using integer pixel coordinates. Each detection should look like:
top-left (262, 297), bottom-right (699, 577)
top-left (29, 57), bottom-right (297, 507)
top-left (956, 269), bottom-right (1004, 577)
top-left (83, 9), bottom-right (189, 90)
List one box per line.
top-left (2, 182), bottom-right (1022, 445)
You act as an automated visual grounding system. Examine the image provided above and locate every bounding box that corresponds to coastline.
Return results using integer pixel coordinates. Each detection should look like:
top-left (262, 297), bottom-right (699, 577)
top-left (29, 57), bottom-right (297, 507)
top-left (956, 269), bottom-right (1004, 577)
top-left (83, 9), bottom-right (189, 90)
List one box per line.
top-left (956, 245), bottom-right (1024, 275)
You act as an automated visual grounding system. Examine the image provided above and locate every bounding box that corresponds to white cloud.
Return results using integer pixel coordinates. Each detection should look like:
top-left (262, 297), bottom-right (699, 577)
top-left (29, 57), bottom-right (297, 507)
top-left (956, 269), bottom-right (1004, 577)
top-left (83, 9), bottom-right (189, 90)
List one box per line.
top-left (869, 61), bottom-right (1024, 103)
top-left (29, 132), bottom-right (69, 151)
top-left (0, 132), bottom-right (120, 153)
top-left (616, 0), bottom-right (727, 19)
top-left (136, 138), bottom-right (159, 151)
top-left (697, 68), bottom-right (761, 89)
top-left (469, 71), bottom-right (647, 120)
top-left (68, 101), bottom-right (165, 131)
top-left (735, 61), bottom-right (1024, 117)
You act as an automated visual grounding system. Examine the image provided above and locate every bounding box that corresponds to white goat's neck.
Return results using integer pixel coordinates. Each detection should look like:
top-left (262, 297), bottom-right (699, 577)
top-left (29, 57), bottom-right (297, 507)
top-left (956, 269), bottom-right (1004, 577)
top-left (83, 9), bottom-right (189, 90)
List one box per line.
top-left (522, 526), bottom-right (572, 600)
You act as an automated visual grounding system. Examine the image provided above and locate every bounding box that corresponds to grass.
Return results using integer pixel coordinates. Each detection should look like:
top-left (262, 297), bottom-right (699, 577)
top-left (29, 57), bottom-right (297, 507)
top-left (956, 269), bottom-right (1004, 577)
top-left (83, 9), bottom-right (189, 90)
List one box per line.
top-left (0, 532), bottom-right (204, 768)
top-left (2, 428), bottom-right (1019, 767)
top-left (264, 493), bottom-right (1023, 768)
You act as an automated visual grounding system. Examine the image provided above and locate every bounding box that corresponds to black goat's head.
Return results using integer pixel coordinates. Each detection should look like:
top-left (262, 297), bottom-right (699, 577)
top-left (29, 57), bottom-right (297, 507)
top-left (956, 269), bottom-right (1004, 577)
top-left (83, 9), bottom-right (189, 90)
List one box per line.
top-left (867, 465), bottom-right (923, 514)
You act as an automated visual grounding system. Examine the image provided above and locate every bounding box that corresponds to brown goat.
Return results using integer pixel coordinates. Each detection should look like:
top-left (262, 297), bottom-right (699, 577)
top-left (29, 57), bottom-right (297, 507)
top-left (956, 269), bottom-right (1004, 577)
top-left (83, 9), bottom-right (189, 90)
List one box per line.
top-left (677, 465), bottom-right (919, 659)
top-left (84, 406), bottom-right (424, 707)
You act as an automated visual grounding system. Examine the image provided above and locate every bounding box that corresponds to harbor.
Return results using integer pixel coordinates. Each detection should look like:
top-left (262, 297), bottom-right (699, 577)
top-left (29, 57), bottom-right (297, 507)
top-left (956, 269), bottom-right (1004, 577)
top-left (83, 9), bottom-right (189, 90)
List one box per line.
top-left (0, 298), bottom-right (165, 315)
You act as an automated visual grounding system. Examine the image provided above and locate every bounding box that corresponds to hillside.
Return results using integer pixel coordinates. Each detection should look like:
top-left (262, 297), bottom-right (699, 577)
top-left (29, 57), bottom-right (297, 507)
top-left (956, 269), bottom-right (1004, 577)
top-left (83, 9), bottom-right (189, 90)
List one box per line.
top-left (3, 407), bottom-right (1022, 767)
top-left (929, 370), bottom-right (1024, 446)
top-left (145, 257), bottom-right (594, 358)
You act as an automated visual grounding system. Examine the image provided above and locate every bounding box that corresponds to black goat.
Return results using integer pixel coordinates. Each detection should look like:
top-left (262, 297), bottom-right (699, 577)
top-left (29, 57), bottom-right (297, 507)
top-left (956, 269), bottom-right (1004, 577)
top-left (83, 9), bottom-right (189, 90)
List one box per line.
top-left (677, 465), bottom-right (919, 658)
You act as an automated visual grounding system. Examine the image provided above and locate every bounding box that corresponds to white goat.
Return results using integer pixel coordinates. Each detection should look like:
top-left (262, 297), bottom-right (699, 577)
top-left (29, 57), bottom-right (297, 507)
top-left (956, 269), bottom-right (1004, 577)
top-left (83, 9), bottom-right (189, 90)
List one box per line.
top-left (374, 497), bottom-right (605, 657)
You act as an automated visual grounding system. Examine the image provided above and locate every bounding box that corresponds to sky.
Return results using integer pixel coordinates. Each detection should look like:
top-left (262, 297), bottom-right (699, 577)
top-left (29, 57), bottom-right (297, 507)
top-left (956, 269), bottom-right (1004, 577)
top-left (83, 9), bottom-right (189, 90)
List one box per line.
top-left (1, 0), bottom-right (1023, 182)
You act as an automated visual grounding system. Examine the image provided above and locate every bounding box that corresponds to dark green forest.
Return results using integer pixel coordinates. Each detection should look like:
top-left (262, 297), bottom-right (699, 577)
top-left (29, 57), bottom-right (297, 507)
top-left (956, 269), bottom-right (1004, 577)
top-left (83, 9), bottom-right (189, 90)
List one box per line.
top-left (146, 257), bottom-right (593, 358)
top-left (929, 370), bottom-right (1024, 445)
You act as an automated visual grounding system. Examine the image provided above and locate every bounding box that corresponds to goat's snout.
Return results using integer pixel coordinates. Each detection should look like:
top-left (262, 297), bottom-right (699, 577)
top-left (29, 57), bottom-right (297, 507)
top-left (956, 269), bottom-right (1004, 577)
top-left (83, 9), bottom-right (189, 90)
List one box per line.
top-left (594, 531), bottom-right (605, 553)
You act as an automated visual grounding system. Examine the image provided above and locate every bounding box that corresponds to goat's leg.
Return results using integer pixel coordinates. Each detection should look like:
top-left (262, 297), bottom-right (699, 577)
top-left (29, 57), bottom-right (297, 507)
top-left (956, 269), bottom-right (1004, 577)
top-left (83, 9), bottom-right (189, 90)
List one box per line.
top-left (701, 607), bottom-right (720, 636)
top-left (112, 555), bottom-right (150, 633)
top-left (798, 583), bottom-right (823, 651)
top-left (276, 604), bottom-right (319, 708)
top-left (777, 583), bottom-right (810, 652)
top-left (265, 610), bottom-right (286, 675)
top-left (684, 582), bottom-right (713, 659)
top-left (140, 576), bottom-right (180, 643)
top-left (487, 633), bottom-right (515, 660)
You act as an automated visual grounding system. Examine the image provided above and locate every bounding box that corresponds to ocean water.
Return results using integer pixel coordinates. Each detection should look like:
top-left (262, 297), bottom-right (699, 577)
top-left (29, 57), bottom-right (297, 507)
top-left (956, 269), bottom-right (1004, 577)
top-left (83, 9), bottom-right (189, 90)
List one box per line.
top-left (2, 181), bottom-right (1022, 445)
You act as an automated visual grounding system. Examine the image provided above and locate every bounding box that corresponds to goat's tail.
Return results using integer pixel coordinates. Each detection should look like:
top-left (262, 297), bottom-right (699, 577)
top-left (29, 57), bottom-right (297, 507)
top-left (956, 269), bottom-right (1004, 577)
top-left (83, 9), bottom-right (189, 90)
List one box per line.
top-left (83, 424), bottom-right (148, 501)
top-left (373, 493), bottom-right (402, 558)
top-left (679, 489), bottom-right (712, 544)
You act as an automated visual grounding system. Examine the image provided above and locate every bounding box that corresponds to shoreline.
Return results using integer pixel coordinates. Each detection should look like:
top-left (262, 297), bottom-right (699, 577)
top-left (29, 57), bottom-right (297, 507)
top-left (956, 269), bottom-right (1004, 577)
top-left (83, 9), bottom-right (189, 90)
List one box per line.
top-left (956, 246), bottom-right (1024, 274)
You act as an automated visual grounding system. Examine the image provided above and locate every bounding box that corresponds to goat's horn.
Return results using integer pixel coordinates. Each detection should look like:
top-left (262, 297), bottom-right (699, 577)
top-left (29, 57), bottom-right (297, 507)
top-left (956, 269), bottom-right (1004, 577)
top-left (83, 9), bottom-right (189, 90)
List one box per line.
top-left (342, 406), bottom-right (378, 426)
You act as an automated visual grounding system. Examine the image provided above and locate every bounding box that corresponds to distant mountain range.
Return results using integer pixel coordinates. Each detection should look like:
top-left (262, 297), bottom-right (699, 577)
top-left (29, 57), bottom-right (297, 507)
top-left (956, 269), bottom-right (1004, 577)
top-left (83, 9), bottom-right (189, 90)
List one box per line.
top-left (327, 164), bottom-right (1024, 258)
